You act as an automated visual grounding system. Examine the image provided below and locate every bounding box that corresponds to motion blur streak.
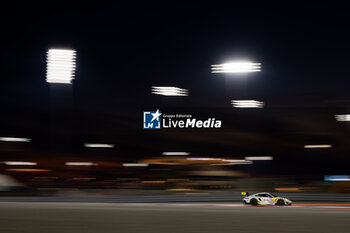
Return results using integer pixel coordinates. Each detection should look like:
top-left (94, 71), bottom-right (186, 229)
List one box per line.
top-left (141, 181), bottom-right (166, 184)
top-left (324, 175), bottom-right (350, 181)
top-left (186, 157), bottom-right (217, 161)
top-left (122, 163), bottom-right (149, 167)
top-left (186, 157), bottom-right (252, 165)
top-left (245, 156), bottom-right (273, 160)
top-left (222, 159), bottom-right (252, 164)
top-left (0, 137), bottom-right (31, 142)
top-left (5, 169), bottom-right (51, 172)
top-left (84, 143), bottom-right (114, 148)
top-left (3, 161), bottom-right (37, 166)
top-left (304, 145), bottom-right (332, 148)
top-left (72, 177), bottom-right (96, 180)
top-left (274, 187), bottom-right (301, 192)
top-left (162, 152), bottom-right (190, 156)
top-left (65, 162), bottom-right (97, 166)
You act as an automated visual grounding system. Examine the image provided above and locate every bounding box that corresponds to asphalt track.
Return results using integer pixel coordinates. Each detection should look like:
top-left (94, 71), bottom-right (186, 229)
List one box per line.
top-left (0, 202), bottom-right (350, 233)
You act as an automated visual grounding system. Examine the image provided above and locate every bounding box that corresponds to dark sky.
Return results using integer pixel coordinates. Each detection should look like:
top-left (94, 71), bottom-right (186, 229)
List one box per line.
top-left (1, 2), bottom-right (350, 172)
top-left (2, 3), bottom-right (350, 100)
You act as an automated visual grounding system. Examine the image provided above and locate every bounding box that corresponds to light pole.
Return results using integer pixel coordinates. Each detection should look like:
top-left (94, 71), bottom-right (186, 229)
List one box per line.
top-left (46, 48), bottom-right (76, 150)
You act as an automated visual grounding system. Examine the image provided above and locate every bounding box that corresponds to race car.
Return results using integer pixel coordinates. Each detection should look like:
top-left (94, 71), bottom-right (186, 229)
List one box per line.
top-left (242, 192), bottom-right (292, 206)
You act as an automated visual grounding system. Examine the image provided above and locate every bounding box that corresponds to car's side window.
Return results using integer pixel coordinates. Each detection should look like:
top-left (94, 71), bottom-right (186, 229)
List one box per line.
top-left (258, 194), bottom-right (268, 197)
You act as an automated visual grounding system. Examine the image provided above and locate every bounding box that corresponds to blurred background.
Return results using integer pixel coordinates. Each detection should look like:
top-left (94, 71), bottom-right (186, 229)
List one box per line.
top-left (1, 2), bottom-right (350, 199)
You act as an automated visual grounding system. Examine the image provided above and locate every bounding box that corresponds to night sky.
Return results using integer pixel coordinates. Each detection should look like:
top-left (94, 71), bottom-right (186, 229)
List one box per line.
top-left (1, 3), bottom-right (350, 175)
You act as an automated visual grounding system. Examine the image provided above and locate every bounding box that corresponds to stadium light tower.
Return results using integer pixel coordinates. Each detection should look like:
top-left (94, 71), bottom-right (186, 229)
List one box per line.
top-left (46, 49), bottom-right (76, 84)
top-left (46, 48), bottom-right (76, 150)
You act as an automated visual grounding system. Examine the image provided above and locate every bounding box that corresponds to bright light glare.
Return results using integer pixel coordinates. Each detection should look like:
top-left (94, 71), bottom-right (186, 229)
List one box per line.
top-left (222, 159), bottom-right (253, 164)
top-left (162, 152), bottom-right (190, 156)
top-left (186, 158), bottom-right (252, 165)
top-left (304, 145), bottom-right (332, 149)
top-left (65, 162), bottom-right (97, 166)
top-left (6, 169), bottom-right (51, 172)
top-left (84, 143), bottom-right (115, 148)
top-left (231, 100), bottom-right (264, 108)
top-left (335, 114), bottom-right (350, 121)
top-left (152, 86), bottom-right (189, 96)
top-left (245, 156), bottom-right (273, 161)
top-left (186, 158), bottom-right (217, 161)
top-left (123, 163), bottom-right (149, 167)
top-left (4, 161), bottom-right (37, 166)
top-left (324, 175), bottom-right (350, 181)
top-left (46, 49), bottom-right (76, 84)
top-left (211, 62), bottom-right (261, 73)
top-left (0, 137), bottom-right (31, 142)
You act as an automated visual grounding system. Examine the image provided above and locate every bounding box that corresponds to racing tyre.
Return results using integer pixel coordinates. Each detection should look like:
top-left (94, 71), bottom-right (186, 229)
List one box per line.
top-left (243, 200), bottom-right (249, 205)
top-left (250, 198), bottom-right (258, 206)
top-left (276, 199), bottom-right (285, 206)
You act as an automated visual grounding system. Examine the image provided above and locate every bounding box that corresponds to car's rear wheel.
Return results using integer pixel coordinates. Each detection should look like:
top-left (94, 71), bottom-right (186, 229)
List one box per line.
top-left (276, 199), bottom-right (285, 206)
top-left (250, 198), bottom-right (258, 206)
top-left (243, 200), bottom-right (249, 205)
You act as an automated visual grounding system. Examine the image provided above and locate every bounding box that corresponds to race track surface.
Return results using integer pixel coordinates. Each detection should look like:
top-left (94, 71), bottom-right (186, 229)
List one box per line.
top-left (0, 202), bottom-right (350, 233)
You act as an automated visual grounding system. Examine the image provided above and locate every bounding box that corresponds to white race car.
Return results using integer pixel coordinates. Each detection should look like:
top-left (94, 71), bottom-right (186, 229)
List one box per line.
top-left (242, 192), bottom-right (292, 206)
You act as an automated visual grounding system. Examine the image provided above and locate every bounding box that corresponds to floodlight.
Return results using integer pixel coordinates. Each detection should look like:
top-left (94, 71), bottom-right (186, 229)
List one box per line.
top-left (335, 114), bottom-right (350, 121)
top-left (211, 62), bottom-right (261, 73)
top-left (152, 86), bottom-right (189, 96)
top-left (46, 49), bottom-right (76, 84)
top-left (231, 100), bottom-right (264, 108)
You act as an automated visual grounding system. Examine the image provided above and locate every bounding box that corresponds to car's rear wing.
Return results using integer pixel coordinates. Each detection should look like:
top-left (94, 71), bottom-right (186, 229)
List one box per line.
top-left (241, 192), bottom-right (249, 196)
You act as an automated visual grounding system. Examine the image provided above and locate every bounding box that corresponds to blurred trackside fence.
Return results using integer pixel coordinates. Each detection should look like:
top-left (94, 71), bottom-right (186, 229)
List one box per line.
top-left (0, 193), bottom-right (350, 203)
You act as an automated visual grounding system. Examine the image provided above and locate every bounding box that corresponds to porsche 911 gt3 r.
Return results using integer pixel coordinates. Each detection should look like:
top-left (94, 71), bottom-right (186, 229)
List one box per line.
top-left (242, 192), bottom-right (292, 206)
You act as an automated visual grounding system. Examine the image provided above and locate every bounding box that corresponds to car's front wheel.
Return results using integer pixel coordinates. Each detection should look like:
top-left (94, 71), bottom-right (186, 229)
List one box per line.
top-left (276, 199), bottom-right (285, 206)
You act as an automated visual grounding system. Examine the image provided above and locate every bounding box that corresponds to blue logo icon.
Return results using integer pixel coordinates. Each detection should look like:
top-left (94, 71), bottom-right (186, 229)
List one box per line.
top-left (143, 110), bottom-right (162, 129)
